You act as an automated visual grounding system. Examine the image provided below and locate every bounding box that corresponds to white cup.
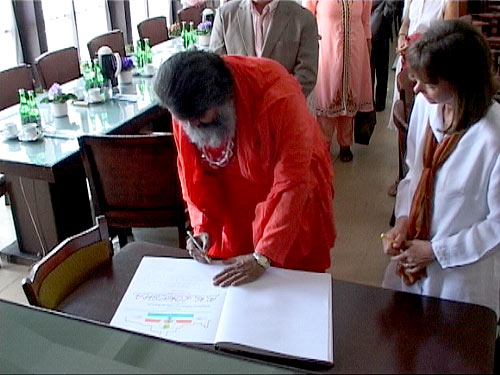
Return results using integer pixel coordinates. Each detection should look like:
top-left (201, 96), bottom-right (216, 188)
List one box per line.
top-left (20, 123), bottom-right (39, 140)
top-left (87, 88), bottom-right (102, 103)
top-left (144, 64), bottom-right (155, 76)
top-left (3, 122), bottom-right (18, 137)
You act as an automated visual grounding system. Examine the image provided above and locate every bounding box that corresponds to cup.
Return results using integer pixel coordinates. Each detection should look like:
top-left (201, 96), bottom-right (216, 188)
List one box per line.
top-left (144, 64), bottom-right (155, 76)
top-left (87, 87), bottom-right (102, 103)
top-left (3, 122), bottom-right (19, 138)
top-left (20, 123), bottom-right (39, 140)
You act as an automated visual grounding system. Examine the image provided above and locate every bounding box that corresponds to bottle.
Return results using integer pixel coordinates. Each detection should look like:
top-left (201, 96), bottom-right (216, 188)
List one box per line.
top-left (136, 39), bottom-right (144, 70)
top-left (81, 61), bottom-right (93, 90)
top-left (181, 21), bottom-right (188, 50)
top-left (189, 21), bottom-right (197, 49)
top-left (92, 59), bottom-right (104, 88)
top-left (143, 38), bottom-right (152, 64)
top-left (18, 89), bottom-right (30, 125)
top-left (27, 90), bottom-right (41, 126)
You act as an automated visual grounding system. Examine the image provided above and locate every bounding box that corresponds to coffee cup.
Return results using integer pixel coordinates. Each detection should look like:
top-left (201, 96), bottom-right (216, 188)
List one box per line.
top-left (20, 123), bottom-right (39, 140)
top-left (87, 87), bottom-right (102, 103)
top-left (3, 122), bottom-right (18, 138)
top-left (144, 64), bottom-right (155, 76)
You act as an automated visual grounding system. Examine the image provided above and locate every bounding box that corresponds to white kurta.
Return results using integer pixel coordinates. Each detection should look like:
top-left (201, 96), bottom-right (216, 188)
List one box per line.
top-left (383, 94), bottom-right (500, 318)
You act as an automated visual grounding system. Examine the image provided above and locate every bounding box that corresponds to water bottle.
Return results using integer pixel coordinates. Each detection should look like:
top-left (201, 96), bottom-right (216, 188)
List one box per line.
top-left (136, 39), bottom-right (144, 70)
top-left (181, 22), bottom-right (188, 50)
top-left (18, 89), bottom-right (30, 125)
top-left (27, 90), bottom-right (41, 126)
top-left (144, 38), bottom-right (153, 64)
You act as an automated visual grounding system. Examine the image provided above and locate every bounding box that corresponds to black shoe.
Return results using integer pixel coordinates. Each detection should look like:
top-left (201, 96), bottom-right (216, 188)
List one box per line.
top-left (339, 146), bottom-right (353, 162)
top-left (375, 103), bottom-right (385, 112)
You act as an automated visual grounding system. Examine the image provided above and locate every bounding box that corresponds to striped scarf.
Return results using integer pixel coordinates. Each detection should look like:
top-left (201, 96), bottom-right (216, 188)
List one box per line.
top-left (398, 123), bottom-right (465, 285)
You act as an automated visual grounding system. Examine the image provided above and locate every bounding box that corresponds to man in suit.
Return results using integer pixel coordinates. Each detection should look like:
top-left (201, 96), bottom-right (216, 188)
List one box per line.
top-left (370, 0), bottom-right (398, 111)
top-left (209, 0), bottom-right (319, 97)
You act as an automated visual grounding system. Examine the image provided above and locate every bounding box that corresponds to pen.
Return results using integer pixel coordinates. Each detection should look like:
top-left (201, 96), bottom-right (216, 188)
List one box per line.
top-left (186, 231), bottom-right (211, 263)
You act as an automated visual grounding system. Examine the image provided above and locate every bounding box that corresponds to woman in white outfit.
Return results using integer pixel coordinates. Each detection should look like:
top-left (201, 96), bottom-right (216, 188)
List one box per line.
top-left (387, 0), bottom-right (458, 196)
top-left (381, 20), bottom-right (500, 319)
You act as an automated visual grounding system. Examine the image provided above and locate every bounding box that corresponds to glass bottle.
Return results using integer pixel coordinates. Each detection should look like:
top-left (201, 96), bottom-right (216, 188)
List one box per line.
top-left (18, 89), bottom-right (30, 125)
top-left (136, 39), bottom-right (144, 70)
top-left (27, 90), bottom-right (41, 126)
top-left (189, 21), bottom-right (197, 49)
top-left (181, 21), bottom-right (188, 50)
top-left (143, 38), bottom-right (152, 64)
top-left (81, 61), bottom-right (93, 90)
top-left (92, 59), bottom-right (104, 88)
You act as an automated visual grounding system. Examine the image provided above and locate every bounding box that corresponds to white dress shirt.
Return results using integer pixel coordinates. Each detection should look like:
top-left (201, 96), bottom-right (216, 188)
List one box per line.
top-left (250, 0), bottom-right (279, 57)
top-left (384, 94), bottom-right (500, 318)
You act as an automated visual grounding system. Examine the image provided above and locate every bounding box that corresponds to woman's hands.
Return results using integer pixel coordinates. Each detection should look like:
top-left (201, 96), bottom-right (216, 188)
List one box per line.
top-left (396, 34), bottom-right (409, 55)
top-left (382, 217), bottom-right (435, 284)
top-left (213, 254), bottom-right (266, 287)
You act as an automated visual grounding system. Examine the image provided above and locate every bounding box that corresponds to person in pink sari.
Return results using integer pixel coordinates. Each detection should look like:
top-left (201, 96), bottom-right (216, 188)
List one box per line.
top-left (305, 0), bottom-right (373, 162)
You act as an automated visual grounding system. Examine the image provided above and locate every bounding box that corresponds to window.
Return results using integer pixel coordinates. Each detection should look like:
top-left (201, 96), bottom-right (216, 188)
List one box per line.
top-left (0, 0), bottom-right (20, 71)
top-left (41, 0), bottom-right (108, 62)
top-left (130, 0), bottom-right (172, 44)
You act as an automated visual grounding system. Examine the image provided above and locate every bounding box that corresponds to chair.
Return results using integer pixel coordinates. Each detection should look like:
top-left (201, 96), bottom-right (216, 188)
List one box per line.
top-left (0, 64), bottom-right (33, 110)
top-left (22, 215), bottom-right (113, 310)
top-left (78, 134), bottom-right (188, 249)
top-left (35, 46), bottom-right (81, 90)
top-left (177, 6), bottom-right (203, 26)
top-left (87, 29), bottom-right (126, 60)
top-left (138, 16), bottom-right (169, 47)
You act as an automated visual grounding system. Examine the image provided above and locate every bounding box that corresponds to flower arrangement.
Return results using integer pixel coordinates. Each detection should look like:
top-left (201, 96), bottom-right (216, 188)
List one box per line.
top-left (121, 56), bottom-right (135, 72)
top-left (169, 22), bottom-right (182, 37)
top-left (196, 21), bottom-right (212, 35)
top-left (40, 83), bottom-right (77, 104)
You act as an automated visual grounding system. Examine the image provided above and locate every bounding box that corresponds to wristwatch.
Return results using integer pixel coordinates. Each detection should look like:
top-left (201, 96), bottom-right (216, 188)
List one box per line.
top-left (253, 252), bottom-right (270, 269)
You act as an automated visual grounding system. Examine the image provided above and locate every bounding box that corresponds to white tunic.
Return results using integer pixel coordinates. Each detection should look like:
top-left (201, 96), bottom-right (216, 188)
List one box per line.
top-left (383, 94), bottom-right (500, 318)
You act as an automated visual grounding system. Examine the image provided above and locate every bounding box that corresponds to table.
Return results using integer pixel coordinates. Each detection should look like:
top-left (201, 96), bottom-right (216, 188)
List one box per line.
top-left (58, 241), bottom-right (497, 374)
top-left (0, 39), bottom-right (183, 263)
top-left (0, 299), bottom-right (292, 374)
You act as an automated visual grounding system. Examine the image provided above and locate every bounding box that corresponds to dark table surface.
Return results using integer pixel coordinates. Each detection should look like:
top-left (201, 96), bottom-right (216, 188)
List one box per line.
top-left (58, 241), bottom-right (497, 374)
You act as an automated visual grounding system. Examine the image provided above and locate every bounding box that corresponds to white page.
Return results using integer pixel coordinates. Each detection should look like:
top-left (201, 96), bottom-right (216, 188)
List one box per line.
top-left (110, 257), bottom-right (228, 343)
top-left (214, 267), bottom-right (333, 363)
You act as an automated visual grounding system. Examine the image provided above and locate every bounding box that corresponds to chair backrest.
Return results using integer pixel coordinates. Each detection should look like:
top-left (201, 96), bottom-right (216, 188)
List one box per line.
top-left (22, 215), bottom-right (113, 309)
top-left (87, 29), bottom-right (126, 60)
top-left (138, 16), bottom-right (169, 47)
top-left (78, 133), bottom-right (187, 248)
top-left (0, 64), bottom-right (34, 110)
top-left (177, 6), bottom-right (203, 26)
top-left (35, 46), bottom-right (81, 90)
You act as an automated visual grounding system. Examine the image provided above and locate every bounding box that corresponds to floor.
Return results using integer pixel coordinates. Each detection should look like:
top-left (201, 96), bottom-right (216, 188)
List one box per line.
top-left (0, 65), bottom-right (399, 307)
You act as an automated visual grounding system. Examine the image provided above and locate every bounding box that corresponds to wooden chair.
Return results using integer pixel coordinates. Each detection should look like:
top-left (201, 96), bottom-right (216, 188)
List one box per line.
top-left (177, 6), bottom-right (203, 26)
top-left (78, 134), bottom-right (188, 249)
top-left (138, 16), bottom-right (169, 47)
top-left (87, 29), bottom-right (126, 60)
top-left (35, 46), bottom-right (81, 90)
top-left (22, 215), bottom-right (113, 310)
top-left (0, 64), bottom-right (33, 110)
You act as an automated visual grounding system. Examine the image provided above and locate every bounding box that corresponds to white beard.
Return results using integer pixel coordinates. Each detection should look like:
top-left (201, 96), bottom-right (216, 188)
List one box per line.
top-left (182, 101), bottom-right (236, 149)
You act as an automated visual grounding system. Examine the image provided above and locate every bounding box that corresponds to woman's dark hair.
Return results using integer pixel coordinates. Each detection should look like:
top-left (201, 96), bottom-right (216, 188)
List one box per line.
top-left (153, 51), bottom-right (234, 120)
top-left (406, 19), bottom-right (498, 133)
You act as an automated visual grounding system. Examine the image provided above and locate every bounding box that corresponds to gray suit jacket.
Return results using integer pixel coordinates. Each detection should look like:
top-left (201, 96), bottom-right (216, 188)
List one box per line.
top-left (209, 0), bottom-right (319, 97)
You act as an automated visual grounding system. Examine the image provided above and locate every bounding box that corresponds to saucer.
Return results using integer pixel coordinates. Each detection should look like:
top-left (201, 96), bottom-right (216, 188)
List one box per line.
top-left (18, 131), bottom-right (44, 142)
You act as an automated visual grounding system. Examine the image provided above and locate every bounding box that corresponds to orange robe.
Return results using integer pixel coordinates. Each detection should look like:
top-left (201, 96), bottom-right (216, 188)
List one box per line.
top-left (172, 56), bottom-right (336, 272)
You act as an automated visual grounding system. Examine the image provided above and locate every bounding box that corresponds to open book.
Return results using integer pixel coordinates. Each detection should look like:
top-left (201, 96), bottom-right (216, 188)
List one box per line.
top-left (110, 257), bottom-right (333, 366)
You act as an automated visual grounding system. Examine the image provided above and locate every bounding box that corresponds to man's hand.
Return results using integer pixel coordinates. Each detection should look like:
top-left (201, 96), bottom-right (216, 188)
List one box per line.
top-left (186, 232), bottom-right (211, 263)
top-left (213, 254), bottom-right (266, 287)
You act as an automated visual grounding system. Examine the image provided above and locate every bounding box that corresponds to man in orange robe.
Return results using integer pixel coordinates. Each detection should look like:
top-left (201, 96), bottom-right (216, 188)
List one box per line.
top-left (154, 51), bottom-right (335, 286)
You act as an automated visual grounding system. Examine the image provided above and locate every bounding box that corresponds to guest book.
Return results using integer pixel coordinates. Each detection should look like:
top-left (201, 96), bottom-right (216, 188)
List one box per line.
top-left (111, 257), bottom-right (333, 366)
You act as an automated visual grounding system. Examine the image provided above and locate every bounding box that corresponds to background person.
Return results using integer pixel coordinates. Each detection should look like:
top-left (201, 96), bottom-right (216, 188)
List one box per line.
top-left (153, 51), bottom-right (336, 287)
top-left (381, 20), bottom-right (500, 318)
top-left (209, 0), bottom-right (319, 98)
top-left (305, 0), bottom-right (373, 162)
